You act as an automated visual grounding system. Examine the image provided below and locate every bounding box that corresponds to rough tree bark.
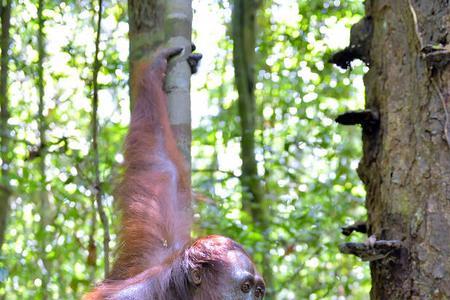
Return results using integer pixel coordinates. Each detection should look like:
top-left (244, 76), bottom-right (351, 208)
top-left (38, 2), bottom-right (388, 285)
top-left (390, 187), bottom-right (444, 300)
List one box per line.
top-left (354, 1), bottom-right (450, 299)
top-left (0, 0), bottom-right (12, 256)
top-left (128, 0), bottom-right (193, 165)
top-left (231, 0), bottom-right (273, 293)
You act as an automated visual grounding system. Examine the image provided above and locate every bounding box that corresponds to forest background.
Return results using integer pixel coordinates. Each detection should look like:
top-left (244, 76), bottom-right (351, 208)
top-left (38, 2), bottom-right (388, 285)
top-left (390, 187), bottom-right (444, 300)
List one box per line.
top-left (0, 0), bottom-right (370, 299)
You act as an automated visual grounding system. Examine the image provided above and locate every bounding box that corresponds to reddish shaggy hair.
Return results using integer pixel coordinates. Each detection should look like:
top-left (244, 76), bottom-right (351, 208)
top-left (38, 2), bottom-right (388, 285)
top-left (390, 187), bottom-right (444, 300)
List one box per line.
top-left (83, 48), bottom-right (264, 300)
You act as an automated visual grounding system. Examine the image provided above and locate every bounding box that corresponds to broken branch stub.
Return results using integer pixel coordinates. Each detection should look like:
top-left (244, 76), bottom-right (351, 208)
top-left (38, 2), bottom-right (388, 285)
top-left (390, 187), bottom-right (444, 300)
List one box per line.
top-left (339, 240), bottom-right (402, 262)
top-left (421, 44), bottom-right (450, 70)
top-left (335, 109), bottom-right (379, 134)
top-left (341, 221), bottom-right (368, 236)
top-left (328, 16), bottom-right (373, 69)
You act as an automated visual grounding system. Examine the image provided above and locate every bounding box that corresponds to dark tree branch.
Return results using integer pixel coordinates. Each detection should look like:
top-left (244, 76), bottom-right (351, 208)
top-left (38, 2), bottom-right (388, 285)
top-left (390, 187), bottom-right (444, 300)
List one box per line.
top-left (0, 0), bottom-right (12, 256)
top-left (91, 0), bottom-right (110, 277)
top-left (87, 209), bottom-right (98, 283)
top-left (26, 136), bottom-right (69, 161)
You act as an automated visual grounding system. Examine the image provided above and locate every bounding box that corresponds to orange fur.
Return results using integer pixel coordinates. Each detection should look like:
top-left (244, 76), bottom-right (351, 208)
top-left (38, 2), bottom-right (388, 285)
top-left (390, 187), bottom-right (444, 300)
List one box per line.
top-left (83, 48), bottom-right (264, 300)
top-left (84, 47), bottom-right (191, 299)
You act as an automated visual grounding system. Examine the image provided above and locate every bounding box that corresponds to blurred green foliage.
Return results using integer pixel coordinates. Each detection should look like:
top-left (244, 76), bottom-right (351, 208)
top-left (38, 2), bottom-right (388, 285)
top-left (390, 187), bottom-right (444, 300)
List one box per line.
top-left (1, 0), bottom-right (370, 299)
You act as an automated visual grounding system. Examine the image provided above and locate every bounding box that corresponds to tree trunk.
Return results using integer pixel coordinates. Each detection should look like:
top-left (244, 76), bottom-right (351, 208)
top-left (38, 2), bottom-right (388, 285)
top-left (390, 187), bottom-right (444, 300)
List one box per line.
top-left (359, 1), bottom-right (450, 298)
top-left (0, 0), bottom-right (12, 255)
top-left (36, 1), bottom-right (51, 298)
top-left (128, 0), bottom-right (193, 166)
top-left (231, 0), bottom-right (264, 226)
top-left (231, 0), bottom-right (273, 292)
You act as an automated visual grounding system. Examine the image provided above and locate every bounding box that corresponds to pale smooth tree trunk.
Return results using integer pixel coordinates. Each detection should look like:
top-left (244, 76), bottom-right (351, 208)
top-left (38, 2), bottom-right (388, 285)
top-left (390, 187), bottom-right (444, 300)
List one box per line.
top-left (128, 0), bottom-right (193, 166)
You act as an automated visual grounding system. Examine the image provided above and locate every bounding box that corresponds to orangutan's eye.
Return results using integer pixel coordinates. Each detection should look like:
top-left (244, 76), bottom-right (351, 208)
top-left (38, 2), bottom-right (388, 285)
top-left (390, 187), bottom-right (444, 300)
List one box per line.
top-left (255, 286), bottom-right (265, 298)
top-left (241, 282), bottom-right (251, 293)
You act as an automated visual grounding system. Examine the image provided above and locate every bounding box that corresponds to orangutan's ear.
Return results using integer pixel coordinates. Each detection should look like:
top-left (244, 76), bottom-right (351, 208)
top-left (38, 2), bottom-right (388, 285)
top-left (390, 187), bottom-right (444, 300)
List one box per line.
top-left (188, 267), bottom-right (202, 286)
